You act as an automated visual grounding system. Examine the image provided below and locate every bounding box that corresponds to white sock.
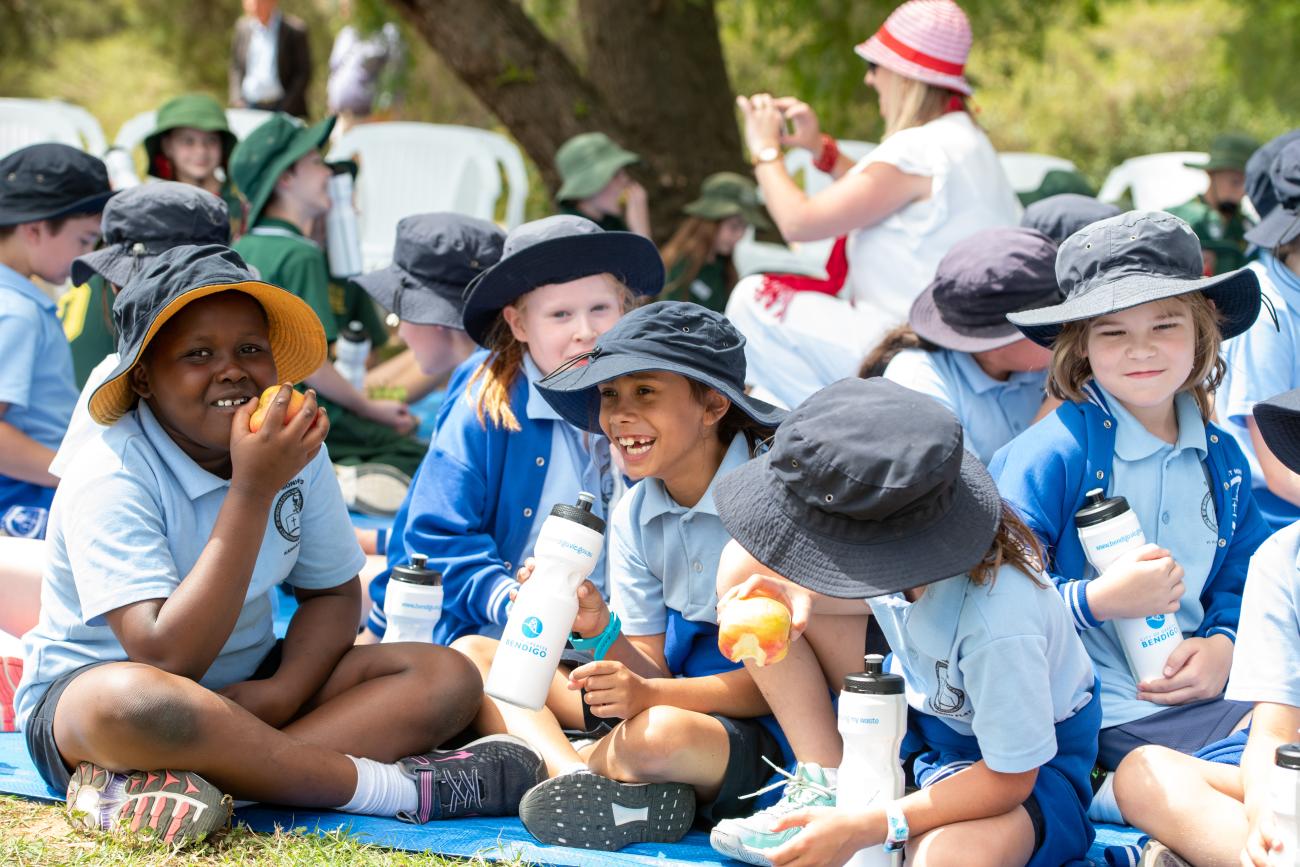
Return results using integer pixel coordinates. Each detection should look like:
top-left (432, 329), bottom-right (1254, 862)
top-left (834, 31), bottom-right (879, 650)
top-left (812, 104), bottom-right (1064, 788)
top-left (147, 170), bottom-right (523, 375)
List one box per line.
top-left (823, 767), bottom-right (839, 787)
top-left (339, 756), bottom-right (418, 817)
top-left (558, 761), bottom-right (590, 776)
top-left (1087, 771), bottom-right (1125, 824)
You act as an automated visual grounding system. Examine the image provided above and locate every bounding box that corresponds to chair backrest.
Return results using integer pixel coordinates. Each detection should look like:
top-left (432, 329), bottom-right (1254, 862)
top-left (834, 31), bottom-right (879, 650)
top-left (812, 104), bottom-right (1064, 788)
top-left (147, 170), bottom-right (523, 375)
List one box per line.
top-left (224, 107), bottom-right (277, 141)
top-left (1098, 152), bottom-right (1209, 211)
top-left (328, 122), bottom-right (529, 271)
top-left (783, 140), bottom-right (877, 197)
top-left (997, 152), bottom-right (1078, 195)
top-left (0, 99), bottom-right (89, 158)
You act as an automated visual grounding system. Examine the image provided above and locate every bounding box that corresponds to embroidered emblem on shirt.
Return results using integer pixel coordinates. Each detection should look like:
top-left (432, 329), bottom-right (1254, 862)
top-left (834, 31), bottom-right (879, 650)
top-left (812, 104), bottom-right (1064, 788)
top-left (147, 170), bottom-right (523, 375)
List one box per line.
top-left (928, 660), bottom-right (968, 717)
top-left (1201, 490), bottom-right (1217, 532)
top-left (274, 482), bottom-right (304, 543)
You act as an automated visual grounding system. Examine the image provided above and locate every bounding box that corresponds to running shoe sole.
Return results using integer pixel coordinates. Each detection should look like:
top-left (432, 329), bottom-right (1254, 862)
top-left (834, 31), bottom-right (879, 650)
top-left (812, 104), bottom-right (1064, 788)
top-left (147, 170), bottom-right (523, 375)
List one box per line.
top-left (709, 825), bottom-right (778, 866)
top-left (0, 656), bottom-right (20, 733)
top-left (337, 463), bottom-right (411, 517)
top-left (520, 773), bottom-right (696, 850)
top-left (1141, 840), bottom-right (1193, 867)
top-left (66, 762), bottom-right (232, 845)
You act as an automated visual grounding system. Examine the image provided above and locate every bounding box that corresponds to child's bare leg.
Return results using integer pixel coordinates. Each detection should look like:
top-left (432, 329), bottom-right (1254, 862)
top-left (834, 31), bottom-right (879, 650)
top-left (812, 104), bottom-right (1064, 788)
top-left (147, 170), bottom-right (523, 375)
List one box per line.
top-left (741, 612), bottom-right (869, 766)
top-left (452, 634), bottom-right (588, 778)
top-left (0, 538), bottom-right (44, 637)
top-left (905, 806), bottom-right (1036, 867)
top-left (1114, 745), bottom-right (1245, 866)
top-left (587, 706), bottom-right (731, 800)
top-left (51, 643), bottom-right (482, 806)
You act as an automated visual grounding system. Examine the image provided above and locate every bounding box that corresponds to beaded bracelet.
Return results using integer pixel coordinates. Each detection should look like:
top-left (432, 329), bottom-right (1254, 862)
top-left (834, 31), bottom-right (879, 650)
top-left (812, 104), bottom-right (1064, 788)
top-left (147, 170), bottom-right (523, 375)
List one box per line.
top-left (813, 133), bottom-right (840, 173)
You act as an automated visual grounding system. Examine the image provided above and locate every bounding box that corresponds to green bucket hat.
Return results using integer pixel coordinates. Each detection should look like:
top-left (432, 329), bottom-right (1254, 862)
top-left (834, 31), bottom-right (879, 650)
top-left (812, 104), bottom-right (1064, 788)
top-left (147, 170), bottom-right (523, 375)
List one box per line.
top-left (555, 132), bottom-right (639, 202)
top-left (1186, 133), bottom-right (1260, 173)
top-left (229, 113), bottom-right (336, 227)
top-left (143, 94), bottom-right (238, 179)
top-left (1017, 168), bottom-right (1095, 208)
top-left (682, 172), bottom-right (773, 230)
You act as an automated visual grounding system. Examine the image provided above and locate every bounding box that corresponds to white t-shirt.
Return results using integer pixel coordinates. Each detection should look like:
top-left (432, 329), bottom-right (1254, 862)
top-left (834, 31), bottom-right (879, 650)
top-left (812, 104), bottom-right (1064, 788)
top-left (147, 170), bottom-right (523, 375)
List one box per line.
top-left (846, 112), bottom-right (1020, 323)
top-left (48, 353), bottom-right (117, 479)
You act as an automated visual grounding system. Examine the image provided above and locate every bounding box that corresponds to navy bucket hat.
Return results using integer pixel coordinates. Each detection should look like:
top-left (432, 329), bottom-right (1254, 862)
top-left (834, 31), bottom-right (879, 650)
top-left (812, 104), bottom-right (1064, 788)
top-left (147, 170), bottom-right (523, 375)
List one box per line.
top-left (1020, 194), bottom-right (1121, 245)
top-left (1245, 140), bottom-right (1300, 250)
top-left (714, 378), bottom-right (1003, 599)
top-left (536, 300), bottom-right (786, 433)
top-left (1008, 210), bottom-right (1261, 347)
top-left (460, 215), bottom-right (663, 346)
top-left (1255, 388), bottom-right (1300, 476)
top-left (0, 143), bottom-right (113, 227)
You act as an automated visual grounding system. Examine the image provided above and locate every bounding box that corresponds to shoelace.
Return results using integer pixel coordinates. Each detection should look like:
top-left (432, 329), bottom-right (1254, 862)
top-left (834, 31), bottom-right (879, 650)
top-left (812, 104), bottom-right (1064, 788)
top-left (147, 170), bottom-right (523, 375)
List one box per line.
top-left (737, 757), bottom-right (837, 813)
top-left (441, 768), bottom-right (483, 814)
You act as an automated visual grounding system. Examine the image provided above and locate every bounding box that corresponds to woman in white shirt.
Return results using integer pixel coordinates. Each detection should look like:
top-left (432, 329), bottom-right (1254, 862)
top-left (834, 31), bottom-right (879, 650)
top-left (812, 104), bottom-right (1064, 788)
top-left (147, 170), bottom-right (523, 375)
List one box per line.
top-left (728, 0), bottom-right (1019, 409)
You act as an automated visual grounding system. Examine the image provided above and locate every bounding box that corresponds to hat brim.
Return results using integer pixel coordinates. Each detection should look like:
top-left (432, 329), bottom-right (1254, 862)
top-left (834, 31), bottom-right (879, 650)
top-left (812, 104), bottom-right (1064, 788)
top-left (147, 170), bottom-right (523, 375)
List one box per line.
top-left (1254, 392), bottom-right (1300, 476)
top-left (682, 199), bottom-right (774, 232)
top-left (536, 351), bottom-right (787, 434)
top-left (71, 245), bottom-right (163, 289)
top-left (908, 286), bottom-right (1029, 353)
top-left (1245, 206), bottom-right (1300, 250)
top-left (556, 151), bottom-right (640, 202)
top-left (854, 39), bottom-right (972, 96)
top-left (243, 116), bottom-right (336, 227)
top-left (0, 189), bottom-right (116, 228)
top-left (462, 232), bottom-right (664, 345)
top-left (715, 447), bottom-right (1001, 599)
top-left (88, 280), bottom-right (328, 426)
top-left (1007, 267), bottom-right (1262, 348)
top-left (352, 265), bottom-right (465, 329)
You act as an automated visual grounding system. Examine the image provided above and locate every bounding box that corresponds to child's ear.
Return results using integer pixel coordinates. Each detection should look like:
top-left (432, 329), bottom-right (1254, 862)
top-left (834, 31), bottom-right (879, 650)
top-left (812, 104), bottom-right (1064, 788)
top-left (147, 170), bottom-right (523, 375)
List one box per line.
top-left (129, 365), bottom-right (153, 400)
top-left (501, 304), bottom-right (529, 345)
top-left (703, 389), bottom-right (730, 427)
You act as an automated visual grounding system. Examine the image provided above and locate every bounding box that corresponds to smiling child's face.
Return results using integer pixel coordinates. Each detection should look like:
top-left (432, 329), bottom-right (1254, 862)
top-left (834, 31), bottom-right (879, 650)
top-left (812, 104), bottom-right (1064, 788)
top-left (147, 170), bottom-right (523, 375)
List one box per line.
top-left (597, 371), bottom-right (729, 483)
top-left (1084, 297), bottom-right (1196, 415)
top-left (131, 291), bottom-right (278, 473)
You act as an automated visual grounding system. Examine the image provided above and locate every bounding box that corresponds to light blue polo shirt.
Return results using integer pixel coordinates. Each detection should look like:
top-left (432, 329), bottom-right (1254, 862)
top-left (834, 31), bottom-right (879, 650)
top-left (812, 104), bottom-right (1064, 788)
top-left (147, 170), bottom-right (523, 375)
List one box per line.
top-left (610, 435), bottom-right (751, 634)
top-left (867, 563), bottom-right (1095, 774)
top-left (1226, 522), bottom-right (1300, 708)
top-left (882, 348), bottom-right (1047, 465)
top-left (1085, 386), bottom-right (1219, 726)
top-left (0, 264), bottom-right (78, 490)
top-left (520, 354), bottom-right (612, 599)
top-left (15, 401), bottom-right (366, 726)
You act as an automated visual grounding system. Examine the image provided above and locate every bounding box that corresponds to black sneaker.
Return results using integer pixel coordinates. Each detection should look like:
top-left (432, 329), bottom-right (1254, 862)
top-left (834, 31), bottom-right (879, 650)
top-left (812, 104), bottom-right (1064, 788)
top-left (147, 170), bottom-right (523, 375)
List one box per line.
top-left (520, 770), bottom-right (696, 850)
top-left (397, 734), bottom-right (544, 822)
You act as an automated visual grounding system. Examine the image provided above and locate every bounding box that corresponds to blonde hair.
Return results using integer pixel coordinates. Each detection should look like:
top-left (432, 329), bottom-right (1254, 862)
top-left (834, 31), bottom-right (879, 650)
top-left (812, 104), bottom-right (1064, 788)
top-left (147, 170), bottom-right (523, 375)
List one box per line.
top-left (969, 502), bottom-right (1048, 587)
top-left (877, 67), bottom-right (965, 138)
top-left (1046, 293), bottom-right (1226, 420)
top-left (466, 275), bottom-right (636, 432)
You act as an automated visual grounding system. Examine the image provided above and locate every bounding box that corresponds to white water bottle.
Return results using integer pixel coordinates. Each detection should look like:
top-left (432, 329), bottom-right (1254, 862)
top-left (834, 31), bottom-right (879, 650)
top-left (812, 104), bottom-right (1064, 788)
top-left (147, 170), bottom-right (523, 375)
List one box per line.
top-left (382, 554), bottom-right (443, 643)
top-left (1273, 744), bottom-right (1300, 866)
top-left (334, 319), bottom-right (370, 391)
top-left (325, 171), bottom-right (364, 278)
top-left (1075, 488), bottom-right (1184, 685)
top-left (838, 654), bottom-right (906, 867)
top-left (485, 493), bottom-right (606, 711)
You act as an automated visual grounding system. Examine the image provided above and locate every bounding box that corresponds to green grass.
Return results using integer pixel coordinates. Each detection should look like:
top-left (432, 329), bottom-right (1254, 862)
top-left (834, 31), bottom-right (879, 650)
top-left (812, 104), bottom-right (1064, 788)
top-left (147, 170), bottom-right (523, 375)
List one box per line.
top-left (0, 795), bottom-right (534, 866)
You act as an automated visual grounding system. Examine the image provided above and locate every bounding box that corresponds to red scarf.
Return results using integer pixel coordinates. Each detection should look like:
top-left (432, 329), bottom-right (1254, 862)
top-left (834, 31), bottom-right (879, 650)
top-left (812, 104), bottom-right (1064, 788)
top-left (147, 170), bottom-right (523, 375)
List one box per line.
top-left (754, 235), bottom-right (850, 320)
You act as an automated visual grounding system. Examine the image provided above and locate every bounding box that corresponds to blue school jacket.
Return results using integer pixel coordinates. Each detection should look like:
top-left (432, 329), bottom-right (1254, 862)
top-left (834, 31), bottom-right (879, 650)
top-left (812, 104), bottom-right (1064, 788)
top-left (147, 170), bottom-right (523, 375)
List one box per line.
top-left (989, 383), bottom-right (1268, 640)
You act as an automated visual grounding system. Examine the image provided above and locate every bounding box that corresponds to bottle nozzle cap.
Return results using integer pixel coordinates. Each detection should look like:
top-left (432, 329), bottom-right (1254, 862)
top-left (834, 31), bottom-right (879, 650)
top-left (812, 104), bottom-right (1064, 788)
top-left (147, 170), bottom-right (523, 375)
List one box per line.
top-left (577, 492), bottom-right (595, 512)
top-left (863, 653), bottom-right (885, 675)
top-left (411, 554), bottom-right (427, 569)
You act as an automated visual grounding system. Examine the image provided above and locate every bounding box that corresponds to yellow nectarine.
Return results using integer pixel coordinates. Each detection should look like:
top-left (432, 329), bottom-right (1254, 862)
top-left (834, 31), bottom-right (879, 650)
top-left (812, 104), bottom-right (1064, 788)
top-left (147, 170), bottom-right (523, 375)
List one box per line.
top-left (717, 595), bottom-right (791, 667)
top-left (248, 386), bottom-right (307, 433)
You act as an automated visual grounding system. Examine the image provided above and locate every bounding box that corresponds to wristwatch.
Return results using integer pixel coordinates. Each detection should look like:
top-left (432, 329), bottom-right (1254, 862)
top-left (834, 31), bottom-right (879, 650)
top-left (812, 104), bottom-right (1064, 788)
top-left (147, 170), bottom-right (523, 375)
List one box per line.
top-left (751, 145), bottom-right (781, 166)
top-left (883, 800), bottom-right (909, 852)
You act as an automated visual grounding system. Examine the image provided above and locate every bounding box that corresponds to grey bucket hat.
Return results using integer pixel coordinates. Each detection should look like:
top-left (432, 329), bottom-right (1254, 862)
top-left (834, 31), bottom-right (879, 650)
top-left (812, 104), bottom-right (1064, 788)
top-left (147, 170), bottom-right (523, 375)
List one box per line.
top-left (71, 182), bottom-right (230, 287)
top-left (1008, 210), bottom-right (1261, 348)
top-left (714, 377), bottom-right (1002, 599)
top-left (1020, 194), bottom-right (1121, 245)
top-left (352, 213), bottom-right (505, 329)
top-left (1246, 130), bottom-right (1300, 223)
top-left (1254, 387), bottom-right (1300, 477)
top-left (1245, 140), bottom-right (1300, 250)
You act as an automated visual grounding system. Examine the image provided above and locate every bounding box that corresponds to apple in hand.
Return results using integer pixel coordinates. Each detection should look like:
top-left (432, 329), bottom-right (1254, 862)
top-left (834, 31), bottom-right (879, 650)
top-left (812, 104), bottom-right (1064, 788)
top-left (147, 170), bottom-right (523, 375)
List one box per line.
top-left (717, 595), bottom-right (792, 666)
top-left (248, 385), bottom-right (307, 433)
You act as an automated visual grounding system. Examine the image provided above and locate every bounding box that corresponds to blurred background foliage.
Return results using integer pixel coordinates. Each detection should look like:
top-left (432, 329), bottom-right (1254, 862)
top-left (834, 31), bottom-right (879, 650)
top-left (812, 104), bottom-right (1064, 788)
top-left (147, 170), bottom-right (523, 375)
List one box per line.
top-left (1, 0), bottom-right (1296, 216)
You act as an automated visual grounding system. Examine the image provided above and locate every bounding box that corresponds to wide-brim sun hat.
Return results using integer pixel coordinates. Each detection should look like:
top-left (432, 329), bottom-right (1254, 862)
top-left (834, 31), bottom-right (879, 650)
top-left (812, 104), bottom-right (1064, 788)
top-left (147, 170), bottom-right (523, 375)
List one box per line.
top-left (714, 377), bottom-right (1002, 599)
top-left (555, 132), bottom-right (640, 202)
top-left (1246, 129), bottom-right (1300, 223)
top-left (1008, 210), bottom-right (1261, 348)
top-left (143, 93), bottom-right (238, 179)
top-left (1184, 132), bottom-right (1260, 174)
top-left (536, 300), bottom-right (786, 433)
top-left (89, 244), bottom-right (327, 426)
top-left (855, 0), bottom-right (973, 96)
top-left (682, 172), bottom-right (774, 231)
top-left (1245, 139), bottom-right (1300, 250)
top-left (908, 226), bottom-right (1062, 353)
top-left (0, 143), bottom-right (114, 227)
top-left (229, 113), bottom-right (335, 228)
top-left (70, 182), bottom-right (230, 287)
top-left (461, 214), bottom-right (664, 346)
top-left (1254, 388), bottom-right (1300, 477)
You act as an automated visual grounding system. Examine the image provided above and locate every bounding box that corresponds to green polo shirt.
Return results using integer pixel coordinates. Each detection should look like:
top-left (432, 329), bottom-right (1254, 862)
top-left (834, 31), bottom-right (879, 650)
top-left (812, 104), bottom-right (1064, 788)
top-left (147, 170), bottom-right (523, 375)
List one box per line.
top-left (1167, 196), bottom-right (1253, 274)
top-left (662, 256), bottom-right (730, 313)
top-left (558, 202), bottom-right (628, 233)
top-left (233, 217), bottom-right (339, 339)
top-left (57, 275), bottom-right (118, 389)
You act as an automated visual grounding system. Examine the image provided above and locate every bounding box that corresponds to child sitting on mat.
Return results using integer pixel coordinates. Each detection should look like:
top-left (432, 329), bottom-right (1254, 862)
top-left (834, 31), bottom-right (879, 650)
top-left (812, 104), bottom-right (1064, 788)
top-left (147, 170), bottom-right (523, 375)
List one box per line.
top-left (15, 245), bottom-right (541, 845)
top-left (453, 302), bottom-right (788, 851)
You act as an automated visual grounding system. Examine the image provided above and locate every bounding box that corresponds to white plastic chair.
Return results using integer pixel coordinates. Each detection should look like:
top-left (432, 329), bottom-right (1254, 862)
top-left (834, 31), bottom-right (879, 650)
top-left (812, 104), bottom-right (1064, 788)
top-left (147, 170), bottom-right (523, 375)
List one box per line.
top-left (732, 141), bottom-right (876, 279)
top-left (1099, 152), bottom-right (1209, 211)
top-left (0, 100), bottom-right (86, 158)
top-left (224, 107), bottom-right (277, 141)
top-left (109, 107), bottom-right (278, 189)
top-left (328, 122), bottom-right (529, 271)
top-left (997, 152), bottom-right (1078, 196)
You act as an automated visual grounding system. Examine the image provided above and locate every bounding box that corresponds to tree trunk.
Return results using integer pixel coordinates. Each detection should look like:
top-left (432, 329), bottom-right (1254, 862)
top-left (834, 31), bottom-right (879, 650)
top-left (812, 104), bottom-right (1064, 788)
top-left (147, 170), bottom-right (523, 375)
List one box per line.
top-left (384, 0), bottom-right (746, 242)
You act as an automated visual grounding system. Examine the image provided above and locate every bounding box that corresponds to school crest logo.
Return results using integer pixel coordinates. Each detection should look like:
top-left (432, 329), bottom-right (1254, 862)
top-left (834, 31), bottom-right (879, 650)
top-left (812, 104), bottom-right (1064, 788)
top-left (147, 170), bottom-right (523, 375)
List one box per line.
top-left (1201, 491), bottom-right (1217, 532)
top-left (928, 660), bottom-right (969, 718)
top-left (274, 483), bottom-right (304, 543)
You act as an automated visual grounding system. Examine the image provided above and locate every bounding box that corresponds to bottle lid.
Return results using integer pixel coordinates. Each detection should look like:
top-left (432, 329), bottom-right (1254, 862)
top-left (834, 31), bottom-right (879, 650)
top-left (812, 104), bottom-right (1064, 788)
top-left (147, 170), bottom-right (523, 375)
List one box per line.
top-left (1277, 743), bottom-right (1300, 770)
top-left (342, 320), bottom-right (367, 341)
top-left (549, 491), bottom-right (606, 534)
top-left (1074, 488), bottom-right (1132, 528)
top-left (391, 553), bottom-right (441, 586)
top-left (843, 653), bottom-right (904, 695)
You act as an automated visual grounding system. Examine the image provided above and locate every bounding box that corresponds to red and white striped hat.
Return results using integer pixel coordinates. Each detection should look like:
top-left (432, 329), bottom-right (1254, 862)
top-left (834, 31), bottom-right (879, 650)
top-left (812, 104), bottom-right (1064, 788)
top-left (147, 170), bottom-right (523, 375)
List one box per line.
top-left (855, 0), bottom-right (973, 96)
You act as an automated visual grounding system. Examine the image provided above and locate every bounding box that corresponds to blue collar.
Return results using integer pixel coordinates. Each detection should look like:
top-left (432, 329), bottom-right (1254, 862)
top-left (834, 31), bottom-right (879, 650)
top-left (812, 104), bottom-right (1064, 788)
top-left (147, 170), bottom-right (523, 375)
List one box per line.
top-left (949, 350), bottom-right (1041, 395)
top-left (1264, 251), bottom-right (1300, 304)
top-left (523, 354), bottom-right (564, 423)
top-left (639, 433), bottom-right (751, 521)
top-left (1097, 383), bottom-right (1207, 461)
top-left (136, 402), bottom-right (230, 499)
top-left (0, 262), bottom-right (55, 312)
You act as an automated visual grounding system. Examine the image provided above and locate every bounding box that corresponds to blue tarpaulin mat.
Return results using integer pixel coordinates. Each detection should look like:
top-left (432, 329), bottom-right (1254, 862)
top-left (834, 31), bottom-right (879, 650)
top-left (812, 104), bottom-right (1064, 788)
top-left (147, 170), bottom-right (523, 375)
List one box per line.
top-left (0, 732), bottom-right (1142, 863)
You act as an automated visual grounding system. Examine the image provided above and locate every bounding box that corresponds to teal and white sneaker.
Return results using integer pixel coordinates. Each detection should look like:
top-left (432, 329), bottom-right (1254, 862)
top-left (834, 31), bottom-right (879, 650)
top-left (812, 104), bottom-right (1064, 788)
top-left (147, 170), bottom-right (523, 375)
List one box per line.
top-left (709, 761), bottom-right (836, 866)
